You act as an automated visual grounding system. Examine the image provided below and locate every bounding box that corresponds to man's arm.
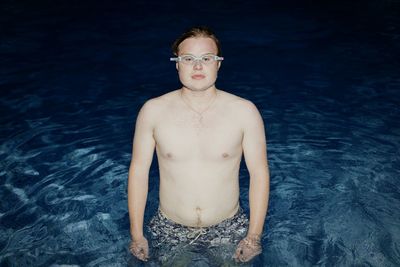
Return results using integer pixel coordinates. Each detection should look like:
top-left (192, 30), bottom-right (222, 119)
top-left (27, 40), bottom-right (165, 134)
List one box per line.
top-left (128, 100), bottom-right (156, 243)
top-left (234, 100), bottom-right (270, 262)
top-left (242, 100), bottom-right (270, 237)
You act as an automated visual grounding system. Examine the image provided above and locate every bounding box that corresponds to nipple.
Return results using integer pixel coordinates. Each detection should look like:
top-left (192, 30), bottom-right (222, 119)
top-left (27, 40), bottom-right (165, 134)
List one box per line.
top-left (222, 153), bottom-right (229, 158)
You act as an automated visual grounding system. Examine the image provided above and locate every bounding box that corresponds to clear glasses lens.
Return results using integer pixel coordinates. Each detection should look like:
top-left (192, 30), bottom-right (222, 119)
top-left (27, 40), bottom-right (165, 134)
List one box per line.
top-left (172, 55), bottom-right (223, 65)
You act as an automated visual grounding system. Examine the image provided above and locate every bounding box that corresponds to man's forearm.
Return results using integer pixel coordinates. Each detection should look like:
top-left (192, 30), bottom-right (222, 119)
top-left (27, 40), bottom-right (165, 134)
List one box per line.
top-left (128, 172), bottom-right (149, 239)
top-left (247, 170), bottom-right (270, 237)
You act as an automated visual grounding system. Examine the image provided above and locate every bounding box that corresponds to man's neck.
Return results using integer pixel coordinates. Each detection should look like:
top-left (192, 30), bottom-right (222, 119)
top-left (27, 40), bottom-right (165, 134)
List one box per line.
top-left (180, 87), bottom-right (218, 104)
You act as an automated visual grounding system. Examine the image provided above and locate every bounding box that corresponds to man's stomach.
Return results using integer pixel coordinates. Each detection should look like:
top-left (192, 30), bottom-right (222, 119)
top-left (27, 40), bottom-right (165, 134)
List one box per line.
top-left (159, 179), bottom-right (240, 227)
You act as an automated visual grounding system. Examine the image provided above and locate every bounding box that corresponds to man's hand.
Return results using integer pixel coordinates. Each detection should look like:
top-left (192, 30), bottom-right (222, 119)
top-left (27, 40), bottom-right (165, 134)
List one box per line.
top-left (129, 236), bottom-right (149, 261)
top-left (233, 235), bottom-right (262, 263)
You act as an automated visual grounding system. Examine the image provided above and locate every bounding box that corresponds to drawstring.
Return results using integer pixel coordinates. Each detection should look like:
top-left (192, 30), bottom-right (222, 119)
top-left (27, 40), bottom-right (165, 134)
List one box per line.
top-left (188, 228), bottom-right (207, 244)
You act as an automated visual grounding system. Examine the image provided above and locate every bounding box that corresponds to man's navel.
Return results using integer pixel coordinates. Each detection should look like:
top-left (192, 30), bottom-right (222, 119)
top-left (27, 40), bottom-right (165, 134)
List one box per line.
top-left (195, 206), bottom-right (202, 226)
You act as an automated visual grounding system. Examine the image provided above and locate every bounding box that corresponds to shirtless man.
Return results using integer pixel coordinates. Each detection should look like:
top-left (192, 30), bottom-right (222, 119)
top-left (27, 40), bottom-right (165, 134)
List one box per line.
top-left (128, 26), bottom-right (270, 264)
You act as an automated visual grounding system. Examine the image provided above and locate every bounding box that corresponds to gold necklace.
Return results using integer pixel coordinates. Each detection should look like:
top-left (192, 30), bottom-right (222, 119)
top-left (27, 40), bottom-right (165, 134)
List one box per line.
top-left (180, 89), bottom-right (218, 123)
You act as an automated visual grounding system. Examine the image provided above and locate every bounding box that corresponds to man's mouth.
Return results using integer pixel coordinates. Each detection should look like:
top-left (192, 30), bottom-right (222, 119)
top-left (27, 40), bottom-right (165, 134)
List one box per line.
top-left (191, 74), bottom-right (205, 80)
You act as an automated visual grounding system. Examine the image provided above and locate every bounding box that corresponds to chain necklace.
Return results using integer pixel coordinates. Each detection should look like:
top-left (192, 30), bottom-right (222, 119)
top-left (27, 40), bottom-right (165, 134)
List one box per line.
top-left (180, 89), bottom-right (218, 123)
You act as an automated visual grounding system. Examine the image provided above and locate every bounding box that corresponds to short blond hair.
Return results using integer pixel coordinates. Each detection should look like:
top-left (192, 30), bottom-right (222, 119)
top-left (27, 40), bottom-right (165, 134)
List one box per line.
top-left (172, 26), bottom-right (222, 56)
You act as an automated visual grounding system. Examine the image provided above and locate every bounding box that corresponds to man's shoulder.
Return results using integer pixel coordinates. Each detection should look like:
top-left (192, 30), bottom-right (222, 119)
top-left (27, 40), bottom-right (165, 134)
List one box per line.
top-left (138, 90), bottom-right (179, 122)
top-left (141, 90), bottom-right (177, 109)
top-left (218, 92), bottom-right (262, 132)
top-left (219, 90), bottom-right (258, 114)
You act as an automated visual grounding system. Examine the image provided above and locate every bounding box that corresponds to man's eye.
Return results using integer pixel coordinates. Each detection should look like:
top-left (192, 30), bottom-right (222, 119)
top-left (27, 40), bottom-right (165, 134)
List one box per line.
top-left (202, 56), bottom-right (213, 62)
top-left (182, 57), bottom-right (193, 62)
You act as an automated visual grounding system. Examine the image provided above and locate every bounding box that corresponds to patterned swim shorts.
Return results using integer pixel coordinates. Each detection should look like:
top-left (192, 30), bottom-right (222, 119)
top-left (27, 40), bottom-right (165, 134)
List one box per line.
top-left (147, 207), bottom-right (249, 264)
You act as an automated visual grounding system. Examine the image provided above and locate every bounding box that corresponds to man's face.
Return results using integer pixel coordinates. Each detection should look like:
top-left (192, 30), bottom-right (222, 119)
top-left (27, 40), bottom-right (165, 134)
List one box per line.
top-left (176, 37), bottom-right (221, 92)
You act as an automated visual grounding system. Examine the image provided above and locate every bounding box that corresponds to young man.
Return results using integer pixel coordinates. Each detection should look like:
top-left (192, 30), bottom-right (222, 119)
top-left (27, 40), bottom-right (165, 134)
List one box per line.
top-left (128, 26), bottom-right (270, 264)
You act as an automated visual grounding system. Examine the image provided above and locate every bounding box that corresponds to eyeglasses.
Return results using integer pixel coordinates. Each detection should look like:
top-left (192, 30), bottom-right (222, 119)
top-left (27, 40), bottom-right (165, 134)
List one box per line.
top-left (170, 54), bottom-right (224, 65)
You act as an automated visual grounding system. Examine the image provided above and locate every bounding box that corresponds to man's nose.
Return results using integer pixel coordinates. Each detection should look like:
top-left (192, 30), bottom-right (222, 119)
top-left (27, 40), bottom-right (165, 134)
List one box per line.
top-left (193, 60), bottom-right (203, 70)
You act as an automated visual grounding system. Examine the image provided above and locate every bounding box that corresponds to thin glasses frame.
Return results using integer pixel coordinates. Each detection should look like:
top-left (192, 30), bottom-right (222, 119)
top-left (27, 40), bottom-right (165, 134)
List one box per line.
top-left (170, 54), bottom-right (224, 65)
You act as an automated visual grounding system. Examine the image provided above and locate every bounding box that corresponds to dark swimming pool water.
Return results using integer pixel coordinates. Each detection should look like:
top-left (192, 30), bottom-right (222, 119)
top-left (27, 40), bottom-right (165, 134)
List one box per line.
top-left (1, 0), bottom-right (399, 266)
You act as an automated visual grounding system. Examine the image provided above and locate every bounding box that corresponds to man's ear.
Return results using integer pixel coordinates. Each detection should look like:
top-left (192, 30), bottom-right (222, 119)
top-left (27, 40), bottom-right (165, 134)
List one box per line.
top-left (218, 61), bottom-right (222, 69)
top-left (176, 63), bottom-right (179, 71)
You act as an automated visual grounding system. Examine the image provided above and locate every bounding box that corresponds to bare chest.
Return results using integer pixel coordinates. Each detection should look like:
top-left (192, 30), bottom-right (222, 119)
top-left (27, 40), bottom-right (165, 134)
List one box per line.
top-left (154, 110), bottom-right (243, 161)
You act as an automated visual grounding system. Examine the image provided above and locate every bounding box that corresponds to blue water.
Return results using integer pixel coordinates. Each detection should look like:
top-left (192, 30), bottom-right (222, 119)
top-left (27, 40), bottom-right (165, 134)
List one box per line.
top-left (1, 0), bottom-right (399, 266)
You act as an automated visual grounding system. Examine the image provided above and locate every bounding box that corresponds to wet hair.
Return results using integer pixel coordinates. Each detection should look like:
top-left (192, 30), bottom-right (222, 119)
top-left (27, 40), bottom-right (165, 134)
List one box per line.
top-left (172, 26), bottom-right (222, 56)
